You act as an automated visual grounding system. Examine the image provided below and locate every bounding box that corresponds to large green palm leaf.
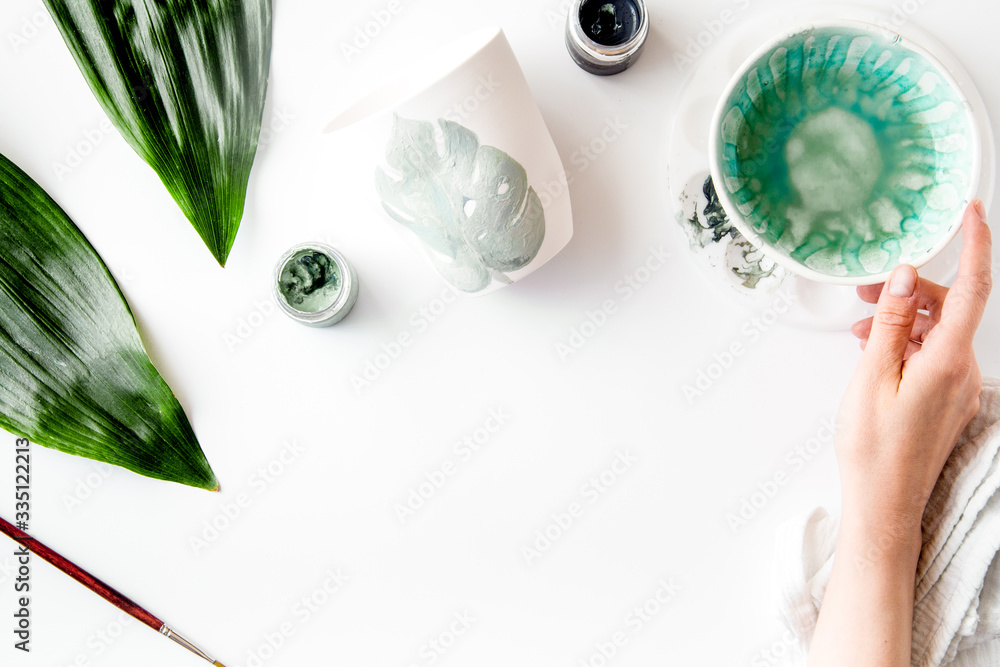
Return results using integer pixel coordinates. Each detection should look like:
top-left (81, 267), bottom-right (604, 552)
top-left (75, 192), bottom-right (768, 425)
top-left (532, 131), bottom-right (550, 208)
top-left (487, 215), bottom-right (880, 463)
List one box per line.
top-left (44, 0), bottom-right (273, 266)
top-left (0, 152), bottom-right (219, 490)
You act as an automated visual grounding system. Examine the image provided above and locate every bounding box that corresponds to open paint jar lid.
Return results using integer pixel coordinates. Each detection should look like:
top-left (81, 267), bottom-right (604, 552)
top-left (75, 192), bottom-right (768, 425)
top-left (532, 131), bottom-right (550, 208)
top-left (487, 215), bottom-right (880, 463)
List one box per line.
top-left (566, 0), bottom-right (649, 75)
top-left (273, 242), bottom-right (359, 327)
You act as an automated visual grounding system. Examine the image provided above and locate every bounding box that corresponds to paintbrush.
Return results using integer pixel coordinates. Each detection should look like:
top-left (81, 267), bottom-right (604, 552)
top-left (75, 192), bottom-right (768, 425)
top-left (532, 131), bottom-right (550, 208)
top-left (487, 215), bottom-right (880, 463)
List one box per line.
top-left (0, 516), bottom-right (224, 666)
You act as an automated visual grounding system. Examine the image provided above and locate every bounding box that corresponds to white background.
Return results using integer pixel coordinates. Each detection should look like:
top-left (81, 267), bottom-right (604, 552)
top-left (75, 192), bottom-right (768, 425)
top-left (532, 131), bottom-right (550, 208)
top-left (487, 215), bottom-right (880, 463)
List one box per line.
top-left (0, 0), bottom-right (998, 666)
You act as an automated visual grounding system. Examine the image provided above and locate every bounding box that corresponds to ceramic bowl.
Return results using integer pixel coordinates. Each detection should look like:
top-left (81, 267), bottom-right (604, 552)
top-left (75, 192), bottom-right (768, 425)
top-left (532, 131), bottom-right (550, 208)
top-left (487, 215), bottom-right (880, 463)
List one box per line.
top-left (709, 21), bottom-right (980, 285)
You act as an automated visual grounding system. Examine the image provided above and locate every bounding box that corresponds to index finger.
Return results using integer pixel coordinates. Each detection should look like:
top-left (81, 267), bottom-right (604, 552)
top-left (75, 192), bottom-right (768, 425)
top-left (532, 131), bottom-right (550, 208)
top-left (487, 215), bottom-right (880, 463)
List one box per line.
top-left (937, 200), bottom-right (993, 347)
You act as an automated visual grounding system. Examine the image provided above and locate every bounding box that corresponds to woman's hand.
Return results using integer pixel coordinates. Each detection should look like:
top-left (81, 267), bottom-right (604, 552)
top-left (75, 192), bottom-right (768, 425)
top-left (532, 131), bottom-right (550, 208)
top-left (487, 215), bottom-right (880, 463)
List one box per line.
top-left (809, 201), bottom-right (992, 667)
top-left (839, 200), bottom-right (992, 534)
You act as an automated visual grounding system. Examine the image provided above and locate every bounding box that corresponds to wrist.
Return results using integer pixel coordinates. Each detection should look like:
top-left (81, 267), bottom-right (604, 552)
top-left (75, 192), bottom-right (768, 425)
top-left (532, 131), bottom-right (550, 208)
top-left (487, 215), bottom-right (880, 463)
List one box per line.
top-left (839, 473), bottom-right (929, 538)
top-left (838, 500), bottom-right (923, 569)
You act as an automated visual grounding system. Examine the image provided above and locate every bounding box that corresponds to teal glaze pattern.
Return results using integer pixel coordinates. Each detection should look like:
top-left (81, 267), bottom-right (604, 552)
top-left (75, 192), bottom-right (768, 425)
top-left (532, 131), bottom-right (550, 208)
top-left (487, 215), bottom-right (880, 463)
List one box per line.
top-left (716, 26), bottom-right (976, 278)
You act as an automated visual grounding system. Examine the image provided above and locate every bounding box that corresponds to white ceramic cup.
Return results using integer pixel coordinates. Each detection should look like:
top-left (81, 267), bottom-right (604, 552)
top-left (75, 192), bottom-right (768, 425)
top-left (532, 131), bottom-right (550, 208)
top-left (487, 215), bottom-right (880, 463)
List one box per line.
top-left (708, 19), bottom-right (981, 286)
top-left (326, 27), bottom-right (573, 295)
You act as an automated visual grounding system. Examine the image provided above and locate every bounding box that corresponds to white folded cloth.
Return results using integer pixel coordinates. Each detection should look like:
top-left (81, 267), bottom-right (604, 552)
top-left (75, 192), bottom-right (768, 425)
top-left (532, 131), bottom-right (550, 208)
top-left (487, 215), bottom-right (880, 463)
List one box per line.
top-left (774, 378), bottom-right (1000, 667)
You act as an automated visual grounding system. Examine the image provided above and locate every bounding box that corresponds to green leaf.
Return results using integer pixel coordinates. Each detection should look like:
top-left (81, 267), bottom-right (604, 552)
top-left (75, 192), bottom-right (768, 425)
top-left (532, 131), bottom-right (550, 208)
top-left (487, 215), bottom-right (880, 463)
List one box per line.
top-left (43, 0), bottom-right (273, 266)
top-left (375, 115), bottom-right (546, 293)
top-left (0, 153), bottom-right (219, 491)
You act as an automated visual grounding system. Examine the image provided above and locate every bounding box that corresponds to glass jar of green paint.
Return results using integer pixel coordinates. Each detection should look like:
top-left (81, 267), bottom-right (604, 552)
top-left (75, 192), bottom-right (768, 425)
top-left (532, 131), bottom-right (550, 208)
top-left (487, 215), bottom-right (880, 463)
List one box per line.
top-left (273, 243), bottom-right (359, 327)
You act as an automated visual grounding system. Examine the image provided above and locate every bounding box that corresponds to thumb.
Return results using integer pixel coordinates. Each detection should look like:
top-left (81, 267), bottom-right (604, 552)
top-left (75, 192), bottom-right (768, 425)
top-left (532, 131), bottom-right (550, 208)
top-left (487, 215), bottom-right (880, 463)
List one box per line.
top-left (862, 264), bottom-right (919, 379)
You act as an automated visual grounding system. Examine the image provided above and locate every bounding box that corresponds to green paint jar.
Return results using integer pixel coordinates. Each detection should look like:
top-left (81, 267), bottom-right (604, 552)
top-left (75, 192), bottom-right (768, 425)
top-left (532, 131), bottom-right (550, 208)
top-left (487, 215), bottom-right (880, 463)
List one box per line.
top-left (273, 243), bottom-right (359, 327)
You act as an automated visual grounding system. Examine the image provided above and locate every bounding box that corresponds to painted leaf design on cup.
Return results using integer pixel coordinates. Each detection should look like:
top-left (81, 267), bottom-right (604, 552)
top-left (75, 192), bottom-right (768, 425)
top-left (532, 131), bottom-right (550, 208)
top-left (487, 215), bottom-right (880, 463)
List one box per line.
top-left (375, 114), bottom-right (546, 293)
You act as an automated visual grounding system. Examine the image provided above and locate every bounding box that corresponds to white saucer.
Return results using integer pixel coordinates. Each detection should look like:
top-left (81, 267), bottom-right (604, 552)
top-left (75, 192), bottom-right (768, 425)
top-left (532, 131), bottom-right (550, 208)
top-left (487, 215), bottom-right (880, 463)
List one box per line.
top-left (666, 3), bottom-right (996, 330)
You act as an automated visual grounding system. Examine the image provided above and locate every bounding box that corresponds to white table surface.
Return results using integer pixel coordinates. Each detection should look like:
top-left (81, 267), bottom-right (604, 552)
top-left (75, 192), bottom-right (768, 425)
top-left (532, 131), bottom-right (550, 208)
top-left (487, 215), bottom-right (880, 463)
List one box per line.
top-left (0, 0), bottom-right (997, 665)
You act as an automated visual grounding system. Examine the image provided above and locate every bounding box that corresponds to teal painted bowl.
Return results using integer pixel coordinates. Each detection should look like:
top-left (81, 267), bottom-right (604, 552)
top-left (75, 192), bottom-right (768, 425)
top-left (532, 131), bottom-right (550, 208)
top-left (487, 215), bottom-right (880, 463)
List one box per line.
top-left (709, 22), bottom-right (980, 285)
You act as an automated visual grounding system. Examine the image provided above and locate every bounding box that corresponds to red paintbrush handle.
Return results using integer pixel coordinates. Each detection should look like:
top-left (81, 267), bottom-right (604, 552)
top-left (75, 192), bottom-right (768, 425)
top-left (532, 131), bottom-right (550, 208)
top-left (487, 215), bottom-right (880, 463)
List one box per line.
top-left (0, 516), bottom-right (163, 631)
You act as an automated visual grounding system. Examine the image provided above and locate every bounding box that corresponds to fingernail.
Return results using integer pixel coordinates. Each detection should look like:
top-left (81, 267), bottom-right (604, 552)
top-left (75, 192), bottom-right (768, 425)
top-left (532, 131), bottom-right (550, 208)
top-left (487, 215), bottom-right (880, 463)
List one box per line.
top-left (974, 199), bottom-right (987, 221)
top-left (889, 264), bottom-right (916, 298)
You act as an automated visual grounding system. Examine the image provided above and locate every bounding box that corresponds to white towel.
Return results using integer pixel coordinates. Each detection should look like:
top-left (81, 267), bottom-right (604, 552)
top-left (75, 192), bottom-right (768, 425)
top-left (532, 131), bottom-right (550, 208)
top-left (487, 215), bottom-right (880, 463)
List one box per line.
top-left (775, 378), bottom-right (1000, 667)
